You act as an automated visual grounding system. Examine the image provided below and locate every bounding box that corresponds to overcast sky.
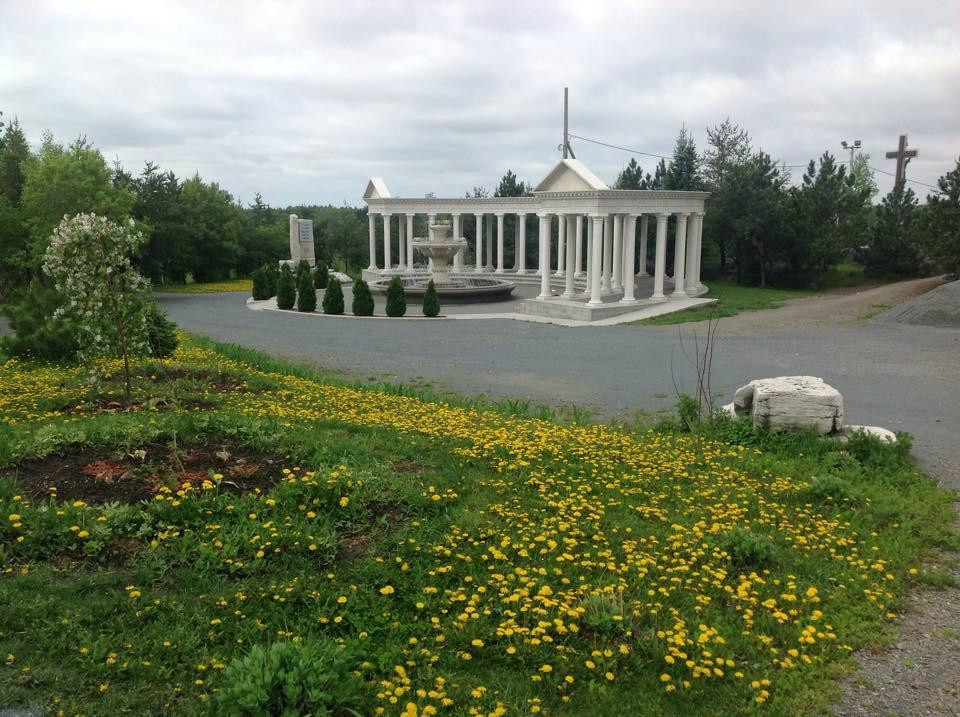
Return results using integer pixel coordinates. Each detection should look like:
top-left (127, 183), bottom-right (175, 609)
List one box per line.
top-left (3, 0), bottom-right (958, 206)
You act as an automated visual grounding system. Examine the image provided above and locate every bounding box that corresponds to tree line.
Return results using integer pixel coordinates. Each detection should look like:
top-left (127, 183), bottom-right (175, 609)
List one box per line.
top-left (1, 116), bottom-right (957, 305)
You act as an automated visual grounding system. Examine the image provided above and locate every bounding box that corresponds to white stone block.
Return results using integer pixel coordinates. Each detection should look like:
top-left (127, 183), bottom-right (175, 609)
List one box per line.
top-left (733, 376), bottom-right (844, 435)
top-left (843, 425), bottom-right (897, 443)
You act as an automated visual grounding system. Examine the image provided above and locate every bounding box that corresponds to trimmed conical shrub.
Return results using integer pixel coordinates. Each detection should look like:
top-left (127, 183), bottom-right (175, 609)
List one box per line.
top-left (314, 264), bottom-right (329, 289)
top-left (276, 264), bottom-right (296, 310)
top-left (422, 279), bottom-right (440, 317)
top-left (295, 259), bottom-right (311, 286)
top-left (296, 268), bottom-right (317, 312)
top-left (267, 265), bottom-right (279, 297)
top-left (322, 278), bottom-right (345, 315)
top-left (385, 277), bottom-right (407, 317)
top-left (251, 266), bottom-right (271, 300)
top-left (352, 279), bottom-right (374, 316)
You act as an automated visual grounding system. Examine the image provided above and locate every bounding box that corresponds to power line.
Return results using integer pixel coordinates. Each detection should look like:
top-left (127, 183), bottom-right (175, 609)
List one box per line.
top-left (569, 131), bottom-right (944, 194)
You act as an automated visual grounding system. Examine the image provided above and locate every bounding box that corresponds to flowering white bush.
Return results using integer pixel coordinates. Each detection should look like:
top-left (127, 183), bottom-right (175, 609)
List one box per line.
top-left (43, 213), bottom-right (152, 396)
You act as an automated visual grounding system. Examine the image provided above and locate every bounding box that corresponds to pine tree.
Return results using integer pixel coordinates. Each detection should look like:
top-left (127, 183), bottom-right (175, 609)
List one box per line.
top-left (276, 264), bottom-right (296, 309)
top-left (296, 267), bottom-right (317, 311)
top-left (862, 183), bottom-right (921, 278)
top-left (665, 126), bottom-right (703, 191)
top-left (314, 264), bottom-right (329, 289)
top-left (267, 265), bottom-right (279, 297)
top-left (614, 158), bottom-right (650, 189)
top-left (351, 279), bottom-right (374, 316)
top-left (422, 279), bottom-right (440, 317)
top-left (322, 278), bottom-right (344, 315)
top-left (924, 157), bottom-right (960, 275)
top-left (385, 276), bottom-right (407, 317)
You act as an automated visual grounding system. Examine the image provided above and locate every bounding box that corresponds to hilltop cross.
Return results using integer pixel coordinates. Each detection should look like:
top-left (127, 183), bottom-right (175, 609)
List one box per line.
top-left (885, 133), bottom-right (918, 187)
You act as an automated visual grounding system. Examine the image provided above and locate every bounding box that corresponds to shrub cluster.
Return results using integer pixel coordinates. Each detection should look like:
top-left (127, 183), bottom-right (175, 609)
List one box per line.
top-left (313, 264), bottom-right (329, 289)
top-left (145, 302), bottom-right (178, 358)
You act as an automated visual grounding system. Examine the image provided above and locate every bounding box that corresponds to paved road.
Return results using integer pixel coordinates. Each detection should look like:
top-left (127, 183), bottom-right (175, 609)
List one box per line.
top-left (155, 291), bottom-right (960, 485)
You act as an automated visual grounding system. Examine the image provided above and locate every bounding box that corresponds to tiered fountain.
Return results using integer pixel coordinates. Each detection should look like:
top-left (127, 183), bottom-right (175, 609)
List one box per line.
top-left (371, 221), bottom-right (515, 303)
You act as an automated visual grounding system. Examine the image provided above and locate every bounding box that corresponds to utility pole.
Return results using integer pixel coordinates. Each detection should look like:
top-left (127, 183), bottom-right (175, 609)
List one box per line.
top-left (840, 139), bottom-right (861, 167)
top-left (559, 88), bottom-right (575, 159)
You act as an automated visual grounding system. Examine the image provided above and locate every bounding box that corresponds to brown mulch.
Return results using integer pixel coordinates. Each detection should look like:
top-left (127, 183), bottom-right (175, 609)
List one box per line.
top-left (2, 441), bottom-right (287, 505)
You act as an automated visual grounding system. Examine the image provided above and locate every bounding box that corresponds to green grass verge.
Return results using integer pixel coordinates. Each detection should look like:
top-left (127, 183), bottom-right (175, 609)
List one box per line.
top-left (0, 336), bottom-right (956, 716)
top-left (153, 279), bottom-right (252, 294)
top-left (634, 281), bottom-right (810, 326)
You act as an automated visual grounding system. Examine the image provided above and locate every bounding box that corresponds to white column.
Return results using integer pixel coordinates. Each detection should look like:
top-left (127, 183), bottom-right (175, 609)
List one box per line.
top-left (652, 213), bottom-right (669, 300)
top-left (601, 215), bottom-right (613, 292)
top-left (574, 215), bottom-right (584, 277)
top-left (612, 214), bottom-right (623, 291)
top-left (474, 214), bottom-right (483, 272)
top-left (537, 213), bottom-right (552, 299)
top-left (672, 213), bottom-right (689, 297)
top-left (684, 212), bottom-right (697, 292)
top-left (621, 214), bottom-right (638, 304)
top-left (555, 216), bottom-right (565, 276)
top-left (691, 212), bottom-right (704, 291)
top-left (406, 214), bottom-right (415, 268)
top-left (517, 214), bottom-right (527, 273)
top-left (584, 218), bottom-right (594, 294)
top-left (397, 215), bottom-right (406, 270)
top-left (382, 213), bottom-right (392, 269)
top-left (453, 214), bottom-right (463, 272)
top-left (638, 215), bottom-right (649, 277)
top-left (485, 216), bottom-right (494, 271)
top-left (367, 213), bottom-right (377, 270)
top-left (588, 215), bottom-right (604, 305)
top-left (495, 213), bottom-right (505, 273)
top-left (563, 215), bottom-right (576, 298)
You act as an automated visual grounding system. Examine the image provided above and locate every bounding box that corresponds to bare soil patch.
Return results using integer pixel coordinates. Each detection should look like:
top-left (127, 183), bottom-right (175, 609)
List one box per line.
top-left (2, 441), bottom-right (287, 505)
top-left (336, 500), bottom-right (406, 561)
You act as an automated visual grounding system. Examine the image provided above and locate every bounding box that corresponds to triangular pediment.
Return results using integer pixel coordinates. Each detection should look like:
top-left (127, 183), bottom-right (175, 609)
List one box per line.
top-left (533, 159), bottom-right (608, 192)
top-left (363, 177), bottom-right (392, 199)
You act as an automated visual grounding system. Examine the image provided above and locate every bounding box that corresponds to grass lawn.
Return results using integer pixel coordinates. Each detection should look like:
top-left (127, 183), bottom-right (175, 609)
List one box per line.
top-left (154, 279), bottom-right (253, 294)
top-left (0, 337), bottom-right (956, 716)
top-left (634, 281), bottom-right (810, 326)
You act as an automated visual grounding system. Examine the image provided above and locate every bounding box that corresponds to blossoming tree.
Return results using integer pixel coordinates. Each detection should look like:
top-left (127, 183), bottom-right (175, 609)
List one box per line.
top-left (43, 213), bottom-right (152, 399)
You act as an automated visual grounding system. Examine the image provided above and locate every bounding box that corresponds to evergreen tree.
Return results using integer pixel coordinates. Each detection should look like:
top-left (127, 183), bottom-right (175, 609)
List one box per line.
top-left (651, 159), bottom-right (667, 189)
top-left (322, 277), bottom-right (344, 315)
top-left (295, 259), bottom-right (311, 285)
top-left (296, 267), bottom-right (317, 311)
top-left (422, 279), bottom-right (440, 317)
top-left (351, 279), bottom-right (374, 316)
top-left (267, 265), bottom-right (279, 297)
top-left (251, 266), bottom-right (271, 300)
top-left (494, 170), bottom-right (529, 197)
top-left (665, 126), bottom-right (703, 190)
top-left (614, 158), bottom-right (651, 189)
top-left (385, 276), bottom-right (407, 317)
top-left (276, 264), bottom-right (296, 309)
top-left (314, 264), bottom-right (329, 289)
top-left (924, 157), bottom-right (960, 275)
top-left (701, 118), bottom-right (751, 190)
top-left (861, 182), bottom-right (921, 278)
top-left (0, 119), bottom-right (30, 203)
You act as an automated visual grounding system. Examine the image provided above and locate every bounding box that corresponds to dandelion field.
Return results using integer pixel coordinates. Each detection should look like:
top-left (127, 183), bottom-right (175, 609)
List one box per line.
top-left (0, 338), bottom-right (956, 716)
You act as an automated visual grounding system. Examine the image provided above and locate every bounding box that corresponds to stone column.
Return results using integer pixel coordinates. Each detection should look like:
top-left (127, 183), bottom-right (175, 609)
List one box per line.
top-left (367, 213), bottom-right (377, 270)
top-left (452, 214), bottom-right (463, 272)
top-left (496, 213), bottom-right (505, 273)
top-left (555, 216), bottom-right (565, 276)
top-left (574, 215), bottom-right (584, 277)
top-left (601, 215), bottom-right (613, 292)
top-left (563, 215), bottom-right (577, 298)
top-left (672, 213), bottom-right (689, 297)
top-left (584, 218), bottom-right (594, 294)
top-left (638, 215), bottom-right (649, 277)
top-left (684, 212), bottom-right (697, 292)
top-left (517, 214), bottom-right (527, 273)
top-left (406, 214), bottom-right (415, 268)
top-left (397, 215), bottom-right (406, 270)
top-left (382, 213), bottom-right (392, 269)
top-left (621, 214), bottom-right (638, 304)
top-left (485, 216), bottom-right (494, 271)
top-left (537, 213), bottom-right (552, 299)
top-left (588, 215), bottom-right (604, 305)
top-left (692, 212), bottom-right (705, 291)
top-left (612, 214), bottom-right (623, 291)
top-left (474, 214), bottom-right (483, 273)
top-left (652, 213), bottom-right (669, 300)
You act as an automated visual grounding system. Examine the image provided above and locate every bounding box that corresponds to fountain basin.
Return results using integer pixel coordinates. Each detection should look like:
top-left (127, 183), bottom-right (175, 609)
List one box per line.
top-left (370, 275), bottom-right (515, 303)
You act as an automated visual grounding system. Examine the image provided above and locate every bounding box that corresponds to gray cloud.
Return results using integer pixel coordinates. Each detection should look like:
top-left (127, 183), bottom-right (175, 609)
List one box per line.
top-left (2, 0), bottom-right (958, 205)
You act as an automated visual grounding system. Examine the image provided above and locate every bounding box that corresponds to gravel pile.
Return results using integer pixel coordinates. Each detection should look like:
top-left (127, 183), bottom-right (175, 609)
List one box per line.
top-left (877, 279), bottom-right (960, 329)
